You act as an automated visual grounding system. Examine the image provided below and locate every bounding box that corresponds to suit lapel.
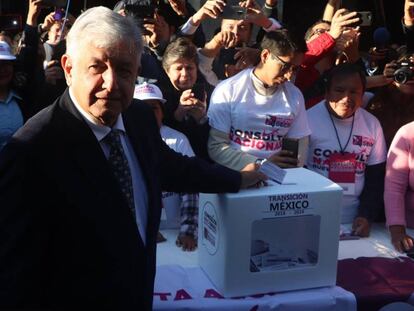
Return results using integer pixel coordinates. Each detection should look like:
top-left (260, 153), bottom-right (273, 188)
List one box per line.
top-left (57, 89), bottom-right (144, 249)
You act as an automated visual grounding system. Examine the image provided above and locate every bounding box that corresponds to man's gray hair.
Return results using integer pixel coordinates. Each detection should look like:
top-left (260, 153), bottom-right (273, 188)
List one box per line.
top-left (66, 6), bottom-right (143, 61)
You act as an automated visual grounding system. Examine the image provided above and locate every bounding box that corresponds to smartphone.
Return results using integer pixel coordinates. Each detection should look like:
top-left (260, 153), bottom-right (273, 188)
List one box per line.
top-left (282, 137), bottom-right (299, 159)
top-left (191, 83), bottom-right (206, 101)
top-left (221, 0), bottom-right (246, 20)
top-left (40, 0), bottom-right (68, 7)
top-left (53, 8), bottom-right (64, 21)
top-left (357, 11), bottom-right (373, 27)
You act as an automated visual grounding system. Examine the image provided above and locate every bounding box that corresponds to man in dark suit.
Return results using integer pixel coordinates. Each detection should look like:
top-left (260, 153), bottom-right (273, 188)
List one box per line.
top-left (0, 6), bottom-right (265, 310)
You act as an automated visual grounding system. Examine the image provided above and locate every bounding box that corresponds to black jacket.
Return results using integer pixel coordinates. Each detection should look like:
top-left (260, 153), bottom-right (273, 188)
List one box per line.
top-left (0, 89), bottom-right (241, 310)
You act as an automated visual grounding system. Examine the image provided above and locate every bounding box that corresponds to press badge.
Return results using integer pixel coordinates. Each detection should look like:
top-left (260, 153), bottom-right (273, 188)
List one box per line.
top-left (328, 153), bottom-right (356, 195)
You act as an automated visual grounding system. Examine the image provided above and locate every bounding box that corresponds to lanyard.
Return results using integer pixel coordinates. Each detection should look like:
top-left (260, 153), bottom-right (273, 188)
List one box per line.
top-left (326, 103), bottom-right (355, 154)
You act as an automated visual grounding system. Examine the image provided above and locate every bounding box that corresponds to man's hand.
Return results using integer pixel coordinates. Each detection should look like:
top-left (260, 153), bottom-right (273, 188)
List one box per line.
top-left (329, 9), bottom-right (359, 40)
top-left (383, 60), bottom-right (398, 82)
top-left (389, 225), bottom-right (414, 253)
top-left (27, 0), bottom-right (44, 27)
top-left (167, 0), bottom-right (188, 17)
top-left (41, 12), bottom-right (57, 32)
top-left (336, 28), bottom-right (360, 63)
top-left (213, 30), bottom-right (238, 49)
top-left (352, 217), bottom-right (370, 237)
top-left (142, 14), bottom-right (170, 49)
top-left (240, 0), bottom-right (272, 29)
top-left (267, 150), bottom-right (298, 168)
top-left (175, 89), bottom-right (207, 123)
top-left (191, 0), bottom-right (226, 25)
top-left (404, 0), bottom-right (414, 26)
top-left (240, 163), bottom-right (267, 189)
top-left (176, 233), bottom-right (197, 251)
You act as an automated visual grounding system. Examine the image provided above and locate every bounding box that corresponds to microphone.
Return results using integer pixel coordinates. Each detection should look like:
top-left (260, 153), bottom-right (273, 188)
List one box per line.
top-left (373, 27), bottom-right (391, 49)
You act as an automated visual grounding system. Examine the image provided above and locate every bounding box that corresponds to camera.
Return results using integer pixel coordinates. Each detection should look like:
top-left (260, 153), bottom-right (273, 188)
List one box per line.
top-left (40, 0), bottom-right (67, 7)
top-left (394, 61), bottom-right (414, 84)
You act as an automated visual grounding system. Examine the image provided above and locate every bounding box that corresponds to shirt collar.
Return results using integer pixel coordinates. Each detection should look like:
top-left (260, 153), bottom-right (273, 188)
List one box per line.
top-left (69, 88), bottom-right (126, 142)
top-left (0, 91), bottom-right (22, 105)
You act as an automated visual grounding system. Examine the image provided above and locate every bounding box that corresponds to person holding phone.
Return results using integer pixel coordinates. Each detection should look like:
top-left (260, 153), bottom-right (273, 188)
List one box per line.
top-left (159, 37), bottom-right (213, 160)
top-left (195, 0), bottom-right (282, 86)
top-left (207, 30), bottom-right (311, 171)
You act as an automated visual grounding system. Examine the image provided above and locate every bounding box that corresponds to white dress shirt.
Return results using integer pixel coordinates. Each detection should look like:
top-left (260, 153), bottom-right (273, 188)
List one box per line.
top-left (69, 89), bottom-right (148, 244)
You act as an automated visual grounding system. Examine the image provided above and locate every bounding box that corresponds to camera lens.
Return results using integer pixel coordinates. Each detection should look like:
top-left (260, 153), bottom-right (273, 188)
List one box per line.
top-left (394, 67), bottom-right (413, 84)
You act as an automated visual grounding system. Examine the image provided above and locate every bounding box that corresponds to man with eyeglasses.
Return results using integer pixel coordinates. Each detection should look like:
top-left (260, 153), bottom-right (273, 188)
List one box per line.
top-left (207, 30), bottom-right (311, 171)
top-left (296, 9), bottom-right (361, 108)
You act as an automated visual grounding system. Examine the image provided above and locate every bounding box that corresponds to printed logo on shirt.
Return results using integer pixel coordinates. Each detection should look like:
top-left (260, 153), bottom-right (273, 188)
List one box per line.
top-left (352, 135), bottom-right (374, 147)
top-left (229, 127), bottom-right (283, 151)
top-left (265, 115), bottom-right (293, 128)
top-left (310, 148), bottom-right (369, 174)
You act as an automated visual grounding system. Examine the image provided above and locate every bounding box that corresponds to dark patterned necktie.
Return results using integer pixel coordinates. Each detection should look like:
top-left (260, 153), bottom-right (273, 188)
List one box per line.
top-left (104, 130), bottom-right (136, 217)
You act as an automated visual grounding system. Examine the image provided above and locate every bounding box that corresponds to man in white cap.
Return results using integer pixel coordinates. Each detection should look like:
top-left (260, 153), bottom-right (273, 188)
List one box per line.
top-left (0, 41), bottom-right (23, 150)
top-left (134, 82), bottom-right (198, 251)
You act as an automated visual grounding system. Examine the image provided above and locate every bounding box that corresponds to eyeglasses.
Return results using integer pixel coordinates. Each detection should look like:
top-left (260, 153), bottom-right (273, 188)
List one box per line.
top-left (270, 53), bottom-right (293, 73)
top-left (310, 28), bottom-right (329, 38)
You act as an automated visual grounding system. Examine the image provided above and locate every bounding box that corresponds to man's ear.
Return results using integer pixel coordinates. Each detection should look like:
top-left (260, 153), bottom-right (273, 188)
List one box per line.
top-left (61, 54), bottom-right (73, 86)
top-left (260, 49), bottom-right (270, 64)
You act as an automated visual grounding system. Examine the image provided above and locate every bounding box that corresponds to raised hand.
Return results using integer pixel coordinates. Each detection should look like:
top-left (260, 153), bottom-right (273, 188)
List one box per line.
top-left (329, 9), bottom-right (359, 39)
top-left (404, 0), bottom-right (414, 26)
top-left (191, 0), bottom-right (226, 25)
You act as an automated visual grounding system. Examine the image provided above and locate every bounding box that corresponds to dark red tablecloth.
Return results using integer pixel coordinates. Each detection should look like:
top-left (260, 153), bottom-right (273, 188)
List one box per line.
top-left (337, 257), bottom-right (414, 311)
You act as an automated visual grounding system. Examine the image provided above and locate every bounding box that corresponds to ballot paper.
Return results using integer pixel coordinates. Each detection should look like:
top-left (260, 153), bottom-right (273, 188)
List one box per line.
top-left (258, 159), bottom-right (287, 184)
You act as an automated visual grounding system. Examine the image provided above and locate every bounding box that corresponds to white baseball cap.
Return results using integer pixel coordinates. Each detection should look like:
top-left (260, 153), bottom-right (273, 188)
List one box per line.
top-left (134, 82), bottom-right (166, 103)
top-left (0, 41), bottom-right (16, 61)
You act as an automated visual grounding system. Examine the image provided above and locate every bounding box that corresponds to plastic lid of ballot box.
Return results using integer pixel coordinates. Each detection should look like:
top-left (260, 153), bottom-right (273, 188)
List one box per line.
top-left (198, 167), bottom-right (343, 298)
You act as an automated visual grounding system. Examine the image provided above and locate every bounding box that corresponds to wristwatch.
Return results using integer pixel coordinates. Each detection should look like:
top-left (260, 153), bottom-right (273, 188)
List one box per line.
top-left (255, 158), bottom-right (266, 166)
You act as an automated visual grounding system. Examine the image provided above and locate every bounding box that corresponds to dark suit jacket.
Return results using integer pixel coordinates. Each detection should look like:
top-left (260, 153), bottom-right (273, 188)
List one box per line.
top-left (0, 89), bottom-right (241, 310)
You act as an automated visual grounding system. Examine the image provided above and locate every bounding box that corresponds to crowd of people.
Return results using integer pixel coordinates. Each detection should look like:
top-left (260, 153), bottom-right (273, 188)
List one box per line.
top-left (0, 0), bottom-right (413, 309)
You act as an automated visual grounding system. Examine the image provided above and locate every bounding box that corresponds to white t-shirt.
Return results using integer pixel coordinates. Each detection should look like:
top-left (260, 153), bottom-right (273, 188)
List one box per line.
top-left (306, 101), bottom-right (387, 223)
top-left (160, 125), bottom-right (195, 229)
top-left (208, 68), bottom-right (311, 159)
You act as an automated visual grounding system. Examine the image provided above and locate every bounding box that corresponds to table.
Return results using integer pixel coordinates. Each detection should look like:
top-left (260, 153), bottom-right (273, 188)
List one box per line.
top-left (154, 224), bottom-right (414, 311)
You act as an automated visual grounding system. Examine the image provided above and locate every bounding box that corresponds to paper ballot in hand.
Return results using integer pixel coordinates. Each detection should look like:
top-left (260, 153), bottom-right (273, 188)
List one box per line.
top-left (258, 160), bottom-right (287, 184)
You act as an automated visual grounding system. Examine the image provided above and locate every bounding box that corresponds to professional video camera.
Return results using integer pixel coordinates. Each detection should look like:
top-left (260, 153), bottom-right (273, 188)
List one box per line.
top-left (394, 60), bottom-right (414, 84)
